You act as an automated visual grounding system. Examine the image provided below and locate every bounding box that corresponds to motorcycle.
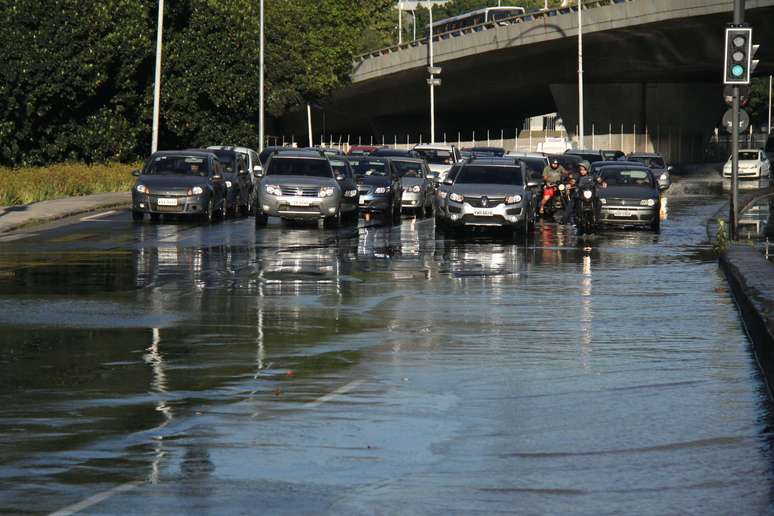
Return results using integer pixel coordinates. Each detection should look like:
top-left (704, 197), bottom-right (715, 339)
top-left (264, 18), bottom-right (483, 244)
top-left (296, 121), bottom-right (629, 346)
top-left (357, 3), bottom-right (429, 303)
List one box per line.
top-left (575, 182), bottom-right (598, 236)
top-left (539, 182), bottom-right (565, 221)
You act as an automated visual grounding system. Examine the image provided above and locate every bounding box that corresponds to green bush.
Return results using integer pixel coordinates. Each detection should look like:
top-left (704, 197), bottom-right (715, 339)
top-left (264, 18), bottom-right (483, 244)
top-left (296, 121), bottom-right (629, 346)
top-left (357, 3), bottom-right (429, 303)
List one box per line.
top-left (0, 163), bottom-right (138, 206)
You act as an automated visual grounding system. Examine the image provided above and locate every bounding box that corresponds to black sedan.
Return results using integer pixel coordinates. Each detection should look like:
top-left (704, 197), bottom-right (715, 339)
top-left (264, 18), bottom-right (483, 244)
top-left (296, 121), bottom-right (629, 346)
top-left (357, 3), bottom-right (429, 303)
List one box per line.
top-left (349, 156), bottom-right (402, 223)
top-left (596, 165), bottom-right (661, 232)
top-left (131, 150), bottom-right (227, 223)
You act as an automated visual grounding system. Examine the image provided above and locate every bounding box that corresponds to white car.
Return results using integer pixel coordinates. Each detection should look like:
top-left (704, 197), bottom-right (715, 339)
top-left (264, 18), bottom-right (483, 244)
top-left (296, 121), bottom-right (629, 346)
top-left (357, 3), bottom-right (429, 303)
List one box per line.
top-left (413, 144), bottom-right (461, 182)
top-left (723, 149), bottom-right (771, 180)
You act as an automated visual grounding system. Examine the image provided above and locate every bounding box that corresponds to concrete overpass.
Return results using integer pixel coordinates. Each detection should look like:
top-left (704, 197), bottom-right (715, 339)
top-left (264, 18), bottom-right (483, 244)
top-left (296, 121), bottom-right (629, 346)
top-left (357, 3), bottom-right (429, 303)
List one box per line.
top-left (281, 0), bottom-right (774, 161)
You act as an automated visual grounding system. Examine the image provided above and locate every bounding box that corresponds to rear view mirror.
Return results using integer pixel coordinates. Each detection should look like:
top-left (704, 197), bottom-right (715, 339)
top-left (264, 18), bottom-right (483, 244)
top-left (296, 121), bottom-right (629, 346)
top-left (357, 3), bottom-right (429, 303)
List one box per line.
top-left (336, 174), bottom-right (345, 181)
top-left (132, 169), bottom-right (141, 177)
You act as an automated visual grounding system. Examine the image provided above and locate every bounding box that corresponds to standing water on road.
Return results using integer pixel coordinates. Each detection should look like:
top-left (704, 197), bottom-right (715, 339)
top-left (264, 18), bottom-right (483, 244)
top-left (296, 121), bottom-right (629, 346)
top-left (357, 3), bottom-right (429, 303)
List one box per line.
top-left (0, 196), bottom-right (771, 514)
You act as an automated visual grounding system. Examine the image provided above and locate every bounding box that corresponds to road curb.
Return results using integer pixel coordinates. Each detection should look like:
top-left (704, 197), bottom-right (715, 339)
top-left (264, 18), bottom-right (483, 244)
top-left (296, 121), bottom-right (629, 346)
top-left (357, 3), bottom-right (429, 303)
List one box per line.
top-left (713, 188), bottom-right (774, 398)
top-left (0, 194), bottom-right (130, 234)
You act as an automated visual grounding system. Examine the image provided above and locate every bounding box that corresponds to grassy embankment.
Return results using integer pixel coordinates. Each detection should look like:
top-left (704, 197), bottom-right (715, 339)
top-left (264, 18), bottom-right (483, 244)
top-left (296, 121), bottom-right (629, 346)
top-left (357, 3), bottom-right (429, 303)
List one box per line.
top-left (0, 163), bottom-right (139, 206)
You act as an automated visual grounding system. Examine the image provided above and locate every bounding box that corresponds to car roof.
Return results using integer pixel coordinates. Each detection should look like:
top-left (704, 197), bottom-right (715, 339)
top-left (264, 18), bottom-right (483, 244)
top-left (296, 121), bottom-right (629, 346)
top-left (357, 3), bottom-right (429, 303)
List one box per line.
top-left (465, 157), bottom-right (521, 166)
top-left (372, 148), bottom-right (417, 156)
top-left (596, 163), bottom-right (651, 171)
top-left (413, 144), bottom-right (455, 151)
top-left (627, 152), bottom-right (663, 157)
top-left (207, 145), bottom-right (256, 153)
top-left (273, 150), bottom-right (327, 159)
top-left (153, 150), bottom-right (214, 158)
top-left (470, 146), bottom-right (505, 152)
top-left (388, 157), bottom-right (425, 164)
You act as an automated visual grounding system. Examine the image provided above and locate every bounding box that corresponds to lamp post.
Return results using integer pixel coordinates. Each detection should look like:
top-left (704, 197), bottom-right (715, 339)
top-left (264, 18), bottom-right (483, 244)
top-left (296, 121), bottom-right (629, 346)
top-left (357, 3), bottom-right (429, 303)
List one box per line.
top-left (259, 0), bottom-right (265, 152)
top-left (429, 5), bottom-right (435, 143)
top-left (577, 0), bottom-right (584, 149)
top-left (151, 0), bottom-right (165, 153)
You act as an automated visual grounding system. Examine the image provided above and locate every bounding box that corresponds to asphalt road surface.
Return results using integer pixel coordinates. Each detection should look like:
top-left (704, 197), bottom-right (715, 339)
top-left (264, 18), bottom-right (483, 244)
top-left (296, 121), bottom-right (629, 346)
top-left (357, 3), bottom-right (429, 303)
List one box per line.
top-left (0, 197), bottom-right (772, 515)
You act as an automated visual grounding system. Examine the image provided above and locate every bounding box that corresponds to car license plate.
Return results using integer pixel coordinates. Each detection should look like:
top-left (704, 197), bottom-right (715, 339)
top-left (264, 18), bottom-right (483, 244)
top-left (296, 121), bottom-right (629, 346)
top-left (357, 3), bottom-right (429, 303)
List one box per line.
top-left (157, 198), bottom-right (178, 206)
top-left (611, 210), bottom-right (633, 217)
top-left (473, 208), bottom-right (493, 216)
top-left (289, 199), bottom-right (310, 207)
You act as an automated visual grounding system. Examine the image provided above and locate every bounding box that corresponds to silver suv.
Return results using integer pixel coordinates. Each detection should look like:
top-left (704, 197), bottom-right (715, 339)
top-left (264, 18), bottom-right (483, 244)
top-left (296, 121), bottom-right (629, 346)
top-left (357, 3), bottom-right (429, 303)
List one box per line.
top-left (255, 151), bottom-right (358, 228)
top-left (435, 157), bottom-right (532, 235)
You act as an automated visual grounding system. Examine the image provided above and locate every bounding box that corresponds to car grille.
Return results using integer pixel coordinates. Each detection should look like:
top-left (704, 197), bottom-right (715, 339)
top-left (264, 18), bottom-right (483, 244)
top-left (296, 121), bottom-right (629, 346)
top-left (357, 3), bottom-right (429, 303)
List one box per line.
top-left (604, 198), bottom-right (638, 207)
top-left (466, 196), bottom-right (506, 208)
top-left (279, 186), bottom-right (319, 197)
top-left (358, 186), bottom-right (373, 196)
top-left (148, 191), bottom-right (189, 198)
top-left (278, 204), bottom-right (319, 213)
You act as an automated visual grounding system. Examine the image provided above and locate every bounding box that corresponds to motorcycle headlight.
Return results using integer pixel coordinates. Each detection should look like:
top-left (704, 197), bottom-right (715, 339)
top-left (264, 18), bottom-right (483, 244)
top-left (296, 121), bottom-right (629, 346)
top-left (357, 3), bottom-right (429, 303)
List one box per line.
top-left (505, 194), bottom-right (522, 204)
top-left (265, 184), bottom-right (282, 196)
top-left (319, 186), bottom-right (335, 198)
top-left (374, 187), bottom-right (389, 194)
top-left (600, 198), bottom-right (607, 205)
top-left (135, 184), bottom-right (149, 194)
top-left (449, 193), bottom-right (464, 202)
top-left (225, 180), bottom-right (233, 189)
top-left (187, 186), bottom-right (204, 196)
top-left (641, 198), bottom-right (656, 207)
top-left (583, 190), bottom-right (593, 200)
top-left (558, 184), bottom-right (566, 191)
top-left (344, 189), bottom-right (357, 198)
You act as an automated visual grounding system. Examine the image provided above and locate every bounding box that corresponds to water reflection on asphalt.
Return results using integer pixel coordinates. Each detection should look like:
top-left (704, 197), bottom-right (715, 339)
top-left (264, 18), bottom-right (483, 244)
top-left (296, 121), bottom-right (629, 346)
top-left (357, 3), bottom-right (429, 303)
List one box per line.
top-left (0, 197), bottom-right (772, 514)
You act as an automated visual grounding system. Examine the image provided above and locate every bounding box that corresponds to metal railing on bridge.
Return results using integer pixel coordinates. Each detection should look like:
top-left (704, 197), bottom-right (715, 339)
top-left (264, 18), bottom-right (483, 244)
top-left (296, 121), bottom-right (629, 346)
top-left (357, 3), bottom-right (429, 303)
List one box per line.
top-left (354, 0), bottom-right (634, 64)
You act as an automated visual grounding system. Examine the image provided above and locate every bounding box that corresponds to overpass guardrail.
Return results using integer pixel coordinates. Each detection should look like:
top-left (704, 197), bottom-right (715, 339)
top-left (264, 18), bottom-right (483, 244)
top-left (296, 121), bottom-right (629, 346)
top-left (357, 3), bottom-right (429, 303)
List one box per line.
top-left (353, 0), bottom-right (634, 64)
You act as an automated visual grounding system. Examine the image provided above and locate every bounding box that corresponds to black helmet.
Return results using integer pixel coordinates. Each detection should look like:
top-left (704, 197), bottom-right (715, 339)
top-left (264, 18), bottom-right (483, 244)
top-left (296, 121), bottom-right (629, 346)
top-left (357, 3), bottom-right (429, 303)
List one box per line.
top-left (550, 158), bottom-right (559, 165)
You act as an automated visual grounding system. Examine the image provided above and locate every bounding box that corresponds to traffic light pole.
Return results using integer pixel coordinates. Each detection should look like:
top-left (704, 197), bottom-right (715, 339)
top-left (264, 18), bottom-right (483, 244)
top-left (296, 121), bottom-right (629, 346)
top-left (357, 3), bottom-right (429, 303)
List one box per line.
top-left (730, 0), bottom-right (745, 240)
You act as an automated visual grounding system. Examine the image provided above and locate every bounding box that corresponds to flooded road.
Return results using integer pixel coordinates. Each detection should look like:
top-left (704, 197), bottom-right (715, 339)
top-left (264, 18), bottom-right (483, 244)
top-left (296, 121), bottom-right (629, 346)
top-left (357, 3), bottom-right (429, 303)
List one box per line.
top-left (0, 197), bottom-right (772, 514)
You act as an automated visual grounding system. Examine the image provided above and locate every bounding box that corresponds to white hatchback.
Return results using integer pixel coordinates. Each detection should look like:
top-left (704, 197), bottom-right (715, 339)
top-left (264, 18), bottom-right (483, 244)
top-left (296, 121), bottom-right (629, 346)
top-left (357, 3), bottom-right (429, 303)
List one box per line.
top-left (723, 149), bottom-right (771, 180)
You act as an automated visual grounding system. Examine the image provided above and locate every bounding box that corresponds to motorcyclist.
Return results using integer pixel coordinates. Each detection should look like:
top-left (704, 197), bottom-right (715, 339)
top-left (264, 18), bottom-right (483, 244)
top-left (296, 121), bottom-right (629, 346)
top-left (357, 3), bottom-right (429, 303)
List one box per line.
top-left (571, 160), bottom-right (606, 222)
top-left (539, 158), bottom-right (565, 215)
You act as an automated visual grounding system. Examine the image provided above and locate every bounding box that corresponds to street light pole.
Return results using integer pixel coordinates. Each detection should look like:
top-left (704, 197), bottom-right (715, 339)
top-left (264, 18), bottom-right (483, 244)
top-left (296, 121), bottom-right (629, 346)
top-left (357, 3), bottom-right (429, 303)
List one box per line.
top-left (307, 103), bottom-right (313, 147)
top-left (259, 0), bottom-right (265, 152)
top-left (577, 0), bottom-right (584, 149)
top-left (429, 5), bottom-right (435, 144)
top-left (151, 0), bottom-right (165, 153)
top-left (398, 3), bottom-right (403, 45)
top-left (768, 74), bottom-right (772, 135)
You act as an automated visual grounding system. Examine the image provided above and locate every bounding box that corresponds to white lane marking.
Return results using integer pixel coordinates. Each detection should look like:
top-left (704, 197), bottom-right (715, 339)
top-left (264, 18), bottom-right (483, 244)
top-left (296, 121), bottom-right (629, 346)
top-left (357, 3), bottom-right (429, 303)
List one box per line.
top-left (49, 480), bottom-right (144, 516)
top-left (80, 210), bottom-right (117, 221)
top-left (302, 379), bottom-right (365, 410)
top-left (53, 380), bottom-right (365, 513)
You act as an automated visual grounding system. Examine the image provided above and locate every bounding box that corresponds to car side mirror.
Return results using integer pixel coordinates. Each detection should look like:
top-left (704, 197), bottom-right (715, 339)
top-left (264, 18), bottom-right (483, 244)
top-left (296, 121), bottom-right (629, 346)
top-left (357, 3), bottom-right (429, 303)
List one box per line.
top-left (212, 174), bottom-right (223, 181)
top-left (253, 165), bottom-right (263, 178)
top-left (667, 166), bottom-right (674, 172)
top-left (132, 169), bottom-right (141, 177)
top-left (336, 174), bottom-right (345, 181)
top-left (443, 178), bottom-right (454, 185)
top-left (238, 169), bottom-right (249, 175)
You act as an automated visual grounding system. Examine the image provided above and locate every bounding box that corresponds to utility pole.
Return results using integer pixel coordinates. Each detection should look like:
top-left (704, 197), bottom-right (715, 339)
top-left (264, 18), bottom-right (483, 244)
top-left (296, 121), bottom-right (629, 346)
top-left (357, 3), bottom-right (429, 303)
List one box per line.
top-left (259, 0), bottom-right (265, 152)
top-left (577, 0), bottom-right (584, 149)
top-left (307, 104), bottom-right (313, 147)
top-left (730, 0), bottom-right (745, 240)
top-left (769, 75), bottom-right (772, 135)
top-left (151, 0), bottom-right (165, 153)
top-left (398, 3), bottom-right (403, 44)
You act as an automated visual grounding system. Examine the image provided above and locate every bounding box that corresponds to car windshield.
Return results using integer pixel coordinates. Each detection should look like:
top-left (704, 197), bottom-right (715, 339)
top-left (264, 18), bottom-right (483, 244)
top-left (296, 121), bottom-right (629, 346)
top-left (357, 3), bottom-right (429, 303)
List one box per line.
top-left (629, 156), bottom-right (666, 169)
top-left (737, 151), bottom-right (759, 161)
top-left (392, 161), bottom-right (425, 178)
top-left (329, 160), bottom-right (350, 177)
top-left (471, 148), bottom-right (505, 157)
top-left (145, 155), bottom-right (210, 176)
top-left (350, 159), bottom-right (390, 177)
top-left (601, 151), bottom-right (623, 160)
top-left (414, 149), bottom-right (454, 165)
top-left (568, 152), bottom-right (603, 163)
top-left (266, 158), bottom-right (333, 178)
top-left (455, 165), bottom-right (523, 186)
top-left (600, 169), bottom-right (654, 187)
top-left (210, 153), bottom-right (235, 172)
top-left (520, 158), bottom-right (547, 180)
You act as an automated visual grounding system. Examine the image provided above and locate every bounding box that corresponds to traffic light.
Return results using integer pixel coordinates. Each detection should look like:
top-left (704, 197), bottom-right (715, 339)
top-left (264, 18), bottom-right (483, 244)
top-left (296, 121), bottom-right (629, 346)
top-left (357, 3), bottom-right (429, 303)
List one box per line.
top-left (724, 26), bottom-right (755, 84)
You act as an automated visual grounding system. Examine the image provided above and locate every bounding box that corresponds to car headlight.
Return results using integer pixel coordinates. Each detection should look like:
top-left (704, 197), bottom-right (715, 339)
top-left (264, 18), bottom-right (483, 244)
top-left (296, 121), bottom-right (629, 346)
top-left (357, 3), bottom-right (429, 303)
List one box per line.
top-left (344, 189), bottom-right (357, 197)
top-left (319, 186), bottom-right (336, 198)
top-left (225, 180), bottom-right (233, 189)
top-left (641, 198), bottom-right (656, 207)
top-left (265, 184), bottom-right (282, 196)
top-left (437, 191), bottom-right (448, 199)
top-left (135, 184), bottom-right (149, 194)
top-left (449, 193), bottom-right (464, 202)
top-left (505, 194), bottom-right (522, 204)
top-left (582, 190), bottom-right (593, 200)
top-left (374, 186), bottom-right (389, 194)
top-left (600, 198), bottom-right (607, 205)
top-left (187, 186), bottom-right (204, 196)
top-left (405, 185), bottom-right (421, 193)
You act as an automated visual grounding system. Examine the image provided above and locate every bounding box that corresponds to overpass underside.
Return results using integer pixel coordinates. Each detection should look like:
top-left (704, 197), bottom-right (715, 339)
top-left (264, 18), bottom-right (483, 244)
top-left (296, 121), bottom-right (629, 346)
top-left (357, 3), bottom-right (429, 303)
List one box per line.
top-left (281, 0), bottom-right (774, 162)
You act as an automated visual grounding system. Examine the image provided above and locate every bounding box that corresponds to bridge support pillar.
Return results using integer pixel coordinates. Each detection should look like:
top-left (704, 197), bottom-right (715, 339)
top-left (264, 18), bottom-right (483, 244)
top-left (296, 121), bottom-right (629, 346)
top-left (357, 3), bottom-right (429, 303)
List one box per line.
top-left (550, 83), bottom-right (720, 163)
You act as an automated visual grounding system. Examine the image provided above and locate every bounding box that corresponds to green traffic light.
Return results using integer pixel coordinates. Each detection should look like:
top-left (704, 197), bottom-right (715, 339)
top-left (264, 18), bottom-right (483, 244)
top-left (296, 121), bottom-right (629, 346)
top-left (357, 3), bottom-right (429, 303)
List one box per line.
top-left (732, 64), bottom-right (745, 78)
